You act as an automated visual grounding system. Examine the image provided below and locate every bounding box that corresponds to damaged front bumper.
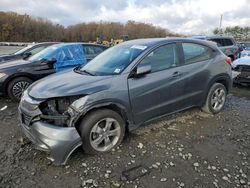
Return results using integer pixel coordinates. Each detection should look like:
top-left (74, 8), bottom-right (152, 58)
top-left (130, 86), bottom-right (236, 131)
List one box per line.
top-left (232, 68), bottom-right (250, 85)
top-left (20, 121), bottom-right (82, 165)
top-left (18, 95), bottom-right (82, 165)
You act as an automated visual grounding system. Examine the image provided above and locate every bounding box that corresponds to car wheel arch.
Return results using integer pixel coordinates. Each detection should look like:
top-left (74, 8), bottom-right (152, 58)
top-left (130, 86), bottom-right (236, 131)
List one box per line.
top-left (3, 73), bottom-right (35, 95)
top-left (74, 102), bottom-right (131, 134)
top-left (202, 74), bottom-right (232, 106)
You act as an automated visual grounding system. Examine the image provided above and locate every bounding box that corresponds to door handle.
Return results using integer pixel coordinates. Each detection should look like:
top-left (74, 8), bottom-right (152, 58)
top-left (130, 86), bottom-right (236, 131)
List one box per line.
top-left (172, 71), bottom-right (182, 78)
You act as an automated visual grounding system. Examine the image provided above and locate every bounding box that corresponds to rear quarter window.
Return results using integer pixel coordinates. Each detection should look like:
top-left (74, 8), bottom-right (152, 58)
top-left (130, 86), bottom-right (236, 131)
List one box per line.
top-left (182, 43), bottom-right (215, 64)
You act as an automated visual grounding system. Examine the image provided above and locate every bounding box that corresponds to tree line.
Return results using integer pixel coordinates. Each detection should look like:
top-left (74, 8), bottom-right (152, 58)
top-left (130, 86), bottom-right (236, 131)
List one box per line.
top-left (213, 26), bottom-right (250, 41)
top-left (0, 11), bottom-right (177, 42)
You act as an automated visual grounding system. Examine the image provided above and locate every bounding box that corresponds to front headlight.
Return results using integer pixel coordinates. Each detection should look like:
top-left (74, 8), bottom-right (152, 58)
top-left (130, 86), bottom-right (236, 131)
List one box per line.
top-left (20, 90), bottom-right (41, 111)
top-left (70, 96), bottom-right (89, 110)
top-left (0, 73), bottom-right (6, 79)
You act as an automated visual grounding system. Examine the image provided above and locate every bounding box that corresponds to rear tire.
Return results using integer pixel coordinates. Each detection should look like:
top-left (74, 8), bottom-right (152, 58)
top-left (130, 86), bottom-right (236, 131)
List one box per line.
top-left (7, 77), bottom-right (32, 101)
top-left (79, 109), bottom-right (125, 154)
top-left (202, 83), bottom-right (227, 114)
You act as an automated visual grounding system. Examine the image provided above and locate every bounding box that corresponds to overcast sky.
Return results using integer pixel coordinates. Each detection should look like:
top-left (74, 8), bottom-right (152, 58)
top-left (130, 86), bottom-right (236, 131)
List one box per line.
top-left (1, 0), bottom-right (250, 35)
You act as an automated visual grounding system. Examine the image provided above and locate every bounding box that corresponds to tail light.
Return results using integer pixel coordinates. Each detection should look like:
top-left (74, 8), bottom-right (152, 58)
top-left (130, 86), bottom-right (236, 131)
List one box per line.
top-left (226, 57), bottom-right (232, 65)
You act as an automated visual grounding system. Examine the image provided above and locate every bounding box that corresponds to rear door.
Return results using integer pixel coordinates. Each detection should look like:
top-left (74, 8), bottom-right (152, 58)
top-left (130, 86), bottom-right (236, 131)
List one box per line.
top-left (179, 42), bottom-right (216, 107)
top-left (128, 43), bottom-right (187, 124)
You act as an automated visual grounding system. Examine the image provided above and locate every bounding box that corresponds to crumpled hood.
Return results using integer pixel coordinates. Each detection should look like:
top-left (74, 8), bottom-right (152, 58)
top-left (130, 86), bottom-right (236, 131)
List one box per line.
top-left (0, 58), bottom-right (30, 69)
top-left (28, 69), bottom-right (113, 99)
top-left (232, 56), bottom-right (250, 68)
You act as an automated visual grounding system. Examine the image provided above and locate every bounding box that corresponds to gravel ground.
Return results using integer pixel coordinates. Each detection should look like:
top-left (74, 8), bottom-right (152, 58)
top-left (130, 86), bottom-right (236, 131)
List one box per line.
top-left (0, 86), bottom-right (249, 188)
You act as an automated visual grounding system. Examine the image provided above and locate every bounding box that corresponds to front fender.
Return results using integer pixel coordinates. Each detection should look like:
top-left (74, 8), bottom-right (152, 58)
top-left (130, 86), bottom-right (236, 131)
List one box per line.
top-left (71, 100), bottom-right (134, 130)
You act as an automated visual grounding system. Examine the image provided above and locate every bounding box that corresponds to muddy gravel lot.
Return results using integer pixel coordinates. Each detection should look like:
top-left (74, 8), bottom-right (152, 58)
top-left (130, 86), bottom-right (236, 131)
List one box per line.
top-left (0, 85), bottom-right (249, 188)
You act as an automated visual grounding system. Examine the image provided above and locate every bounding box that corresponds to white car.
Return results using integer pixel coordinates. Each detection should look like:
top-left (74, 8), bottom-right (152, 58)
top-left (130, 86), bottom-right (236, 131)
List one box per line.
top-left (240, 50), bottom-right (250, 57)
top-left (239, 42), bottom-right (250, 58)
top-left (232, 56), bottom-right (250, 84)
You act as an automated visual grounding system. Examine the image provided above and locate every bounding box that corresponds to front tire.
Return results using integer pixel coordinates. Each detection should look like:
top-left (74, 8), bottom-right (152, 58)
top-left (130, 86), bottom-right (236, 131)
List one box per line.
top-left (79, 109), bottom-right (125, 154)
top-left (202, 83), bottom-right (227, 114)
top-left (7, 77), bottom-right (32, 101)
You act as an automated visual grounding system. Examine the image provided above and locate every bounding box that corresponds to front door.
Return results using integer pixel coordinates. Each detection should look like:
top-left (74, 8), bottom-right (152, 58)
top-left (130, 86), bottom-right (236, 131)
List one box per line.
top-left (128, 43), bottom-right (186, 125)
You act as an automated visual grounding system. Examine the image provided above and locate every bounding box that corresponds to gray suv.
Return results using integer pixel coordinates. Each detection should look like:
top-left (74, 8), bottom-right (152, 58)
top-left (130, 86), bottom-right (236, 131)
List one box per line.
top-left (18, 38), bottom-right (232, 165)
top-left (192, 36), bottom-right (239, 60)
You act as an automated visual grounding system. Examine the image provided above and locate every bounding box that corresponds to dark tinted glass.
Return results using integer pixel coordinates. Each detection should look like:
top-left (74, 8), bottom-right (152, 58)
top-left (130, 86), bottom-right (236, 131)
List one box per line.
top-left (139, 43), bottom-right (178, 72)
top-left (223, 39), bottom-right (233, 46)
top-left (183, 43), bottom-right (214, 64)
top-left (209, 39), bottom-right (223, 47)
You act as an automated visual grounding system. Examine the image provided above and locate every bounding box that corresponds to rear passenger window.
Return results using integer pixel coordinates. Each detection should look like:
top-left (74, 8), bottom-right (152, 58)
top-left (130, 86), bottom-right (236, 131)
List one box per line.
top-left (93, 46), bottom-right (104, 54)
top-left (83, 46), bottom-right (104, 55)
top-left (84, 46), bottom-right (95, 55)
top-left (223, 39), bottom-right (233, 46)
top-left (208, 38), bottom-right (234, 47)
top-left (209, 39), bottom-right (223, 47)
top-left (182, 43), bottom-right (214, 64)
top-left (139, 43), bottom-right (178, 72)
top-left (83, 46), bottom-right (105, 61)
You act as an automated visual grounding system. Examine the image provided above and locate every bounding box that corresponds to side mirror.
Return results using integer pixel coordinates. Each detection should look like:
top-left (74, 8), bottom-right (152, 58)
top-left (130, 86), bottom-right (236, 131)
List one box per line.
top-left (136, 65), bottom-right (152, 76)
top-left (22, 52), bottom-right (32, 59)
top-left (44, 58), bottom-right (57, 66)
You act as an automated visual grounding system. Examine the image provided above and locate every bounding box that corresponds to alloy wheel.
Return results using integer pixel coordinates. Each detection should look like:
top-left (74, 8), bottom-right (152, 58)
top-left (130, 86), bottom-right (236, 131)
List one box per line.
top-left (90, 118), bottom-right (121, 152)
top-left (12, 81), bottom-right (30, 99)
top-left (211, 87), bottom-right (226, 111)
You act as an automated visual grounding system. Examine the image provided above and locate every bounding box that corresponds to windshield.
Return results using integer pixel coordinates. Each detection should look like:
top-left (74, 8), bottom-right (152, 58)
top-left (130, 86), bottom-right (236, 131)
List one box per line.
top-left (14, 45), bottom-right (34, 55)
top-left (80, 43), bottom-right (147, 75)
top-left (28, 45), bottom-right (59, 61)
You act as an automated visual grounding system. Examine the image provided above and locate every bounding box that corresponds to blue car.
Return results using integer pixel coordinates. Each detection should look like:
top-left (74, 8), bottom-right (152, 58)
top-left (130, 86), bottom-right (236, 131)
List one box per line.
top-left (0, 43), bottom-right (107, 100)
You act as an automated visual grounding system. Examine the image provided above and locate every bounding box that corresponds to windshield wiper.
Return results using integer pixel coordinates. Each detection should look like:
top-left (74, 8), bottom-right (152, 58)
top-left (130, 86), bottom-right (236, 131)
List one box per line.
top-left (81, 69), bottom-right (95, 76)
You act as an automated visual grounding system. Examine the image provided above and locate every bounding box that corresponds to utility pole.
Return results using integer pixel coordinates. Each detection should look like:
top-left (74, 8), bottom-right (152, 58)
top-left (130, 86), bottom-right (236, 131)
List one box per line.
top-left (219, 14), bottom-right (223, 35)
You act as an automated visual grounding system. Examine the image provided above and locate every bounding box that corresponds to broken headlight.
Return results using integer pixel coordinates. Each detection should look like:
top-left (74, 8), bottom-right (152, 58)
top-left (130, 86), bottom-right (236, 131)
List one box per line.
top-left (21, 90), bottom-right (41, 111)
top-left (0, 73), bottom-right (6, 79)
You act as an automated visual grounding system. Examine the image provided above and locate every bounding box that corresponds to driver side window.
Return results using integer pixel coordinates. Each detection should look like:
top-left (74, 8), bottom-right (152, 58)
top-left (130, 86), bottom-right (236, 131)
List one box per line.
top-left (139, 43), bottom-right (178, 73)
top-left (28, 46), bottom-right (47, 55)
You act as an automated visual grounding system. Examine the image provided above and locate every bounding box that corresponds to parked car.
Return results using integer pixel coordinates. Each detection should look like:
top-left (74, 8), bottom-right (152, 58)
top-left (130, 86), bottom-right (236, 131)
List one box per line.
top-left (18, 38), bottom-right (232, 165)
top-left (0, 42), bottom-right (58, 63)
top-left (192, 36), bottom-right (239, 60)
top-left (232, 56), bottom-right (250, 85)
top-left (0, 43), bottom-right (107, 100)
